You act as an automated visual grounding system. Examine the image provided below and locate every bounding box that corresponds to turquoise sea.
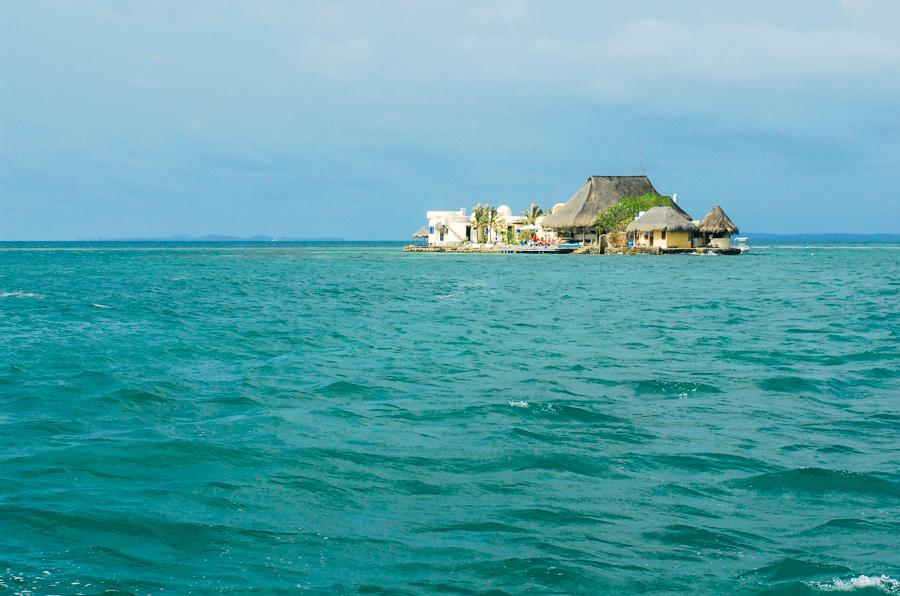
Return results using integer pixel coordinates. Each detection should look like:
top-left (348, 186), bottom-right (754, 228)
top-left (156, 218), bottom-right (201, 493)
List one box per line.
top-left (1, 242), bottom-right (898, 594)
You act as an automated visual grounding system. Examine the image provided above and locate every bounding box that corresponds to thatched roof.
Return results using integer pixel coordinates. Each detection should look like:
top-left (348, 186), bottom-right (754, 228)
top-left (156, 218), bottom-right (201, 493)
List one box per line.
top-left (698, 205), bottom-right (739, 235)
top-left (541, 175), bottom-right (686, 229)
top-left (626, 206), bottom-right (697, 232)
top-left (412, 226), bottom-right (429, 238)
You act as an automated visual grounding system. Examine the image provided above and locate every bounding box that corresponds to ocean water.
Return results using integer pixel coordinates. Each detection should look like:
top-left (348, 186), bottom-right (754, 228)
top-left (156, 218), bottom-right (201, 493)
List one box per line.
top-left (1, 242), bottom-right (898, 594)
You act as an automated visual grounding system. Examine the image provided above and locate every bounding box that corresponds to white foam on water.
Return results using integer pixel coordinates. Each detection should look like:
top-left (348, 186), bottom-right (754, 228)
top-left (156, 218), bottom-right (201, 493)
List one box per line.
top-left (808, 575), bottom-right (900, 593)
top-left (0, 291), bottom-right (40, 299)
top-left (508, 400), bottom-right (529, 408)
top-left (91, 303), bottom-right (111, 309)
top-left (755, 245), bottom-right (900, 250)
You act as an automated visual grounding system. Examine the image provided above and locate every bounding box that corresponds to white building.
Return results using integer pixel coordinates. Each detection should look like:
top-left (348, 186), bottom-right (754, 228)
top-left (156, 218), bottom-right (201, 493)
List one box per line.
top-left (495, 205), bottom-right (528, 244)
top-left (426, 209), bottom-right (474, 246)
top-left (422, 205), bottom-right (533, 246)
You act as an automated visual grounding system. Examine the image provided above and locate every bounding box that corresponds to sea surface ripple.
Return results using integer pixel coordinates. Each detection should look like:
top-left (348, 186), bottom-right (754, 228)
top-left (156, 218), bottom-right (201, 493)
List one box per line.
top-left (1, 242), bottom-right (898, 594)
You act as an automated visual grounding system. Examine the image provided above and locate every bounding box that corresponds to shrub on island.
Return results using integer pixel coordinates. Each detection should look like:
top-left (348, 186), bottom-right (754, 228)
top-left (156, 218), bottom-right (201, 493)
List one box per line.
top-left (595, 193), bottom-right (675, 234)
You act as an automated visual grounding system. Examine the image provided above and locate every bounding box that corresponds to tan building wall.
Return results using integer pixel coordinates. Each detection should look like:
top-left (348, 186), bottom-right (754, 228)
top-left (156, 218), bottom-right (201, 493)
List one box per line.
top-left (648, 230), bottom-right (692, 248)
top-left (633, 232), bottom-right (652, 247)
top-left (664, 231), bottom-right (692, 248)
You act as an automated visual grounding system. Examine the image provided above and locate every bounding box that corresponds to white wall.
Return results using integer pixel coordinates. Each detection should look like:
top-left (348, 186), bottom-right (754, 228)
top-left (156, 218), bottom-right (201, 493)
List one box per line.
top-left (423, 211), bottom-right (532, 245)
top-left (426, 209), bottom-right (472, 246)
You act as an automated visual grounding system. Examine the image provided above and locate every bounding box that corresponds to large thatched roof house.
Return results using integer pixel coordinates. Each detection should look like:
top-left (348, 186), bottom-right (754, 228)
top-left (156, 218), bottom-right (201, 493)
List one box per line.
top-left (626, 206), bottom-right (696, 249)
top-left (541, 176), bottom-right (688, 239)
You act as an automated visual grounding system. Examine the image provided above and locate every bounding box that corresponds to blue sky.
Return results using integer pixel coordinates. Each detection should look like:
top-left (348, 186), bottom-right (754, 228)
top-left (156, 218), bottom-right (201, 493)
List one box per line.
top-left (1, 1), bottom-right (899, 239)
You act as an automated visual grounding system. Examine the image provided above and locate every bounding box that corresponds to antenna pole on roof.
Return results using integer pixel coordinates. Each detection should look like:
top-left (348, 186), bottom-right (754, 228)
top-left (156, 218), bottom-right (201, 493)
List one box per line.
top-left (640, 146), bottom-right (644, 175)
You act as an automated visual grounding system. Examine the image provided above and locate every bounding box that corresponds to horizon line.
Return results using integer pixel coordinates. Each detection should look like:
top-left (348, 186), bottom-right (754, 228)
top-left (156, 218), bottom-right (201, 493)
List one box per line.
top-left (2, 232), bottom-right (900, 243)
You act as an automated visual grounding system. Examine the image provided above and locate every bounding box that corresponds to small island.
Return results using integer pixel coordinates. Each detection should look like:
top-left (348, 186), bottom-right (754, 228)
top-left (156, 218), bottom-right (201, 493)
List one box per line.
top-left (405, 175), bottom-right (745, 254)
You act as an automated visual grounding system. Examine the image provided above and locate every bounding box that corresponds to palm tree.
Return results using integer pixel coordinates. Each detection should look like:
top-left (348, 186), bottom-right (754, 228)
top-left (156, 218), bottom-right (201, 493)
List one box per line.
top-left (523, 202), bottom-right (543, 225)
top-left (485, 206), bottom-right (502, 244)
top-left (472, 204), bottom-right (488, 243)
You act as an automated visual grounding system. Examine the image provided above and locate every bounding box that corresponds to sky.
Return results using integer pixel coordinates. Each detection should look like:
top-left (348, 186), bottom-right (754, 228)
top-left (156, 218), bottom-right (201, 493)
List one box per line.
top-left (1, 0), bottom-right (899, 240)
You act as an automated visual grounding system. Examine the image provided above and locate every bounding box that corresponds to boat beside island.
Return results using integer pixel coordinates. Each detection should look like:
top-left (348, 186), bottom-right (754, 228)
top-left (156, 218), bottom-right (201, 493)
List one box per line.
top-left (405, 174), bottom-right (744, 255)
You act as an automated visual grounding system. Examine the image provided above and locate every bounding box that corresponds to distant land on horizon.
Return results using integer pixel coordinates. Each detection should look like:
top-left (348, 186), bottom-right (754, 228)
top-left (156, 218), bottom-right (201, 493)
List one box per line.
top-left (93, 235), bottom-right (348, 242)
top-left (743, 233), bottom-right (900, 244)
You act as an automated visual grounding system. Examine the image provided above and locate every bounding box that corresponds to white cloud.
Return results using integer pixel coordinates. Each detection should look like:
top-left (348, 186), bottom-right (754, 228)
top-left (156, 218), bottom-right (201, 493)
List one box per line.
top-left (841, 0), bottom-right (900, 37)
top-left (610, 19), bottom-right (897, 80)
top-left (448, 11), bottom-right (900, 97)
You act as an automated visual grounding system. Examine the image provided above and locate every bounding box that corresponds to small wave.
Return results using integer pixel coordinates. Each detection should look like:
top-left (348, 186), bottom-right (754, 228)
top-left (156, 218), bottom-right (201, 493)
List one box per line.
top-left (0, 291), bottom-right (40, 299)
top-left (91, 303), bottom-right (111, 309)
top-left (506, 401), bottom-right (626, 424)
top-left (742, 557), bottom-right (852, 581)
top-left (647, 452), bottom-right (770, 474)
top-left (504, 507), bottom-right (629, 526)
top-left (817, 444), bottom-right (862, 455)
top-left (732, 468), bottom-right (900, 497)
top-left (823, 350), bottom-right (897, 366)
top-left (632, 379), bottom-right (723, 397)
top-left (420, 521), bottom-right (529, 534)
top-left (644, 523), bottom-right (749, 552)
top-left (472, 452), bottom-right (609, 477)
top-left (395, 479), bottom-right (452, 496)
top-left (100, 388), bottom-right (170, 408)
top-left (802, 518), bottom-right (900, 536)
top-left (508, 427), bottom-right (568, 445)
top-left (313, 380), bottom-right (383, 399)
top-left (808, 575), bottom-right (900, 593)
top-left (759, 375), bottom-right (823, 393)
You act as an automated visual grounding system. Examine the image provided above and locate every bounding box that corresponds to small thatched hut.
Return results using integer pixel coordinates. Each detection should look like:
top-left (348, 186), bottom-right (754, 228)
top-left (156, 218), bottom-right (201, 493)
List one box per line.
top-left (412, 226), bottom-right (429, 245)
top-left (626, 206), bottom-right (696, 249)
top-left (541, 175), bottom-right (688, 242)
top-left (698, 205), bottom-right (739, 248)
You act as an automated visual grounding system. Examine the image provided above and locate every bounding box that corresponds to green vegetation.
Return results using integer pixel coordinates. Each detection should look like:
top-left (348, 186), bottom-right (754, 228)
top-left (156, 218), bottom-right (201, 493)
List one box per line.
top-left (594, 193), bottom-right (674, 234)
top-left (472, 203), bottom-right (501, 243)
top-left (472, 204), bottom-right (487, 242)
top-left (486, 205), bottom-right (501, 242)
top-left (523, 202), bottom-right (543, 225)
top-left (470, 201), bottom-right (542, 244)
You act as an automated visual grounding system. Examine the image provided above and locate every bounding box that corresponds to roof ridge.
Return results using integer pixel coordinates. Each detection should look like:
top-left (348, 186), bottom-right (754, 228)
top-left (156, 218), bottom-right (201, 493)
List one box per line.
top-left (589, 174), bottom-right (649, 178)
